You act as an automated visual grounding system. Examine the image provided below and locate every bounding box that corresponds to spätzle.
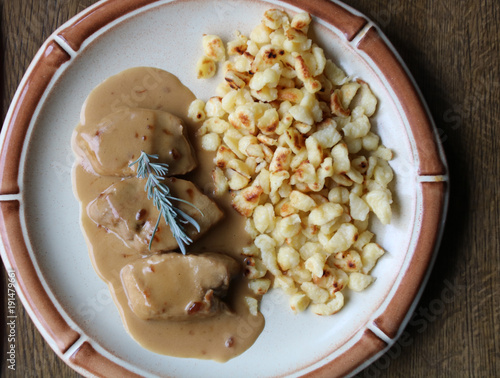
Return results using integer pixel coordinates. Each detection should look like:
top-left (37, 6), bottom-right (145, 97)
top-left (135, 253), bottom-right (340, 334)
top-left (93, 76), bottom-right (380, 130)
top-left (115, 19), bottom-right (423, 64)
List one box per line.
top-left (191, 9), bottom-right (394, 316)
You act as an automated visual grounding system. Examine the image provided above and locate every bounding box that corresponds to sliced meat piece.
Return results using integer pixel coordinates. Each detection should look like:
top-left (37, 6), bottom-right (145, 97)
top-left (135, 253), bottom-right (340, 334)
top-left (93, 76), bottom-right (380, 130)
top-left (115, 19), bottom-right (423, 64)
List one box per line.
top-left (87, 177), bottom-right (223, 253)
top-left (74, 108), bottom-right (196, 177)
top-left (121, 252), bottom-right (240, 320)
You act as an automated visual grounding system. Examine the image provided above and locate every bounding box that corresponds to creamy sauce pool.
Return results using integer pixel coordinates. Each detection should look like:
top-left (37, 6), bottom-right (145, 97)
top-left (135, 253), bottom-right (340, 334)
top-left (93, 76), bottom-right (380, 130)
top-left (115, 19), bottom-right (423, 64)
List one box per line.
top-left (72, 67), bottom-right (264, 362)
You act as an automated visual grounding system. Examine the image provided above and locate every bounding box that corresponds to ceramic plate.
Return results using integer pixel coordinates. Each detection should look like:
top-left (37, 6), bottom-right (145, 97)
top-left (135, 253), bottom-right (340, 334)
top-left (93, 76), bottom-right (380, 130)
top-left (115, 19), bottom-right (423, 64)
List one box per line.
top-left (0, 0), bottom-right (448, 376)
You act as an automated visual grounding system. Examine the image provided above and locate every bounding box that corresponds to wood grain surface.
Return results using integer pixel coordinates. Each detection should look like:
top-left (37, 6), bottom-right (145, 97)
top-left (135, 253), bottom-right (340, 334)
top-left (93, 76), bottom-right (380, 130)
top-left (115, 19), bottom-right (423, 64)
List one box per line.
top-left (1, 0), bottom-right (499, 377)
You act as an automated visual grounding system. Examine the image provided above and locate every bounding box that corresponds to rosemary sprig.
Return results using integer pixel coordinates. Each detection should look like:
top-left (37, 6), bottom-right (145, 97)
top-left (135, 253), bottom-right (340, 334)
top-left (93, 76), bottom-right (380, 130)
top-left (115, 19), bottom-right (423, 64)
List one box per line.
top-left (129, 151), bottom-right (202, 255)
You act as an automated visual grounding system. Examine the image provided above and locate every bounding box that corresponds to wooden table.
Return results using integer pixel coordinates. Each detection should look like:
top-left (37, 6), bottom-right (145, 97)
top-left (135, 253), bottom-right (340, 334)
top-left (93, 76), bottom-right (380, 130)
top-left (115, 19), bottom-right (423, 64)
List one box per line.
top-left (1, 0), bottom-right (498, 377)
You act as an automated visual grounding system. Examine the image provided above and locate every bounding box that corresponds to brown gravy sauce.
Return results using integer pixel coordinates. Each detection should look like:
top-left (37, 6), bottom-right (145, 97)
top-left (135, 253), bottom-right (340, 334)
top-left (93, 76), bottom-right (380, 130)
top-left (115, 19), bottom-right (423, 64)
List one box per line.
top-left (72, 67), bottom-right (264, 362)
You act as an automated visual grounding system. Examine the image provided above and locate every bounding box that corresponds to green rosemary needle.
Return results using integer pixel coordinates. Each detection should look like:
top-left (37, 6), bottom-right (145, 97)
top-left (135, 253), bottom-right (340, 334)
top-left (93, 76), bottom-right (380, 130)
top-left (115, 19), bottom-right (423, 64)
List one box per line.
top-left (129, 151), bottom-right (202, 255)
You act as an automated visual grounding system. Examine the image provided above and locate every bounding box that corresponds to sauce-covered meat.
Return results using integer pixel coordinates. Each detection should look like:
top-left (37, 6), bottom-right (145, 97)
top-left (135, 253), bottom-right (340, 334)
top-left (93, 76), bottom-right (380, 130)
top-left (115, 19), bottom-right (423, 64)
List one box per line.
top-left (121, 253), bottom-right (240, 320)
top-left (74, 108), bottom-right (196, 177)
top-left (87, 177), bottom-right (223, 253)
top-left (72, 67), bottom-right (263, 362)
